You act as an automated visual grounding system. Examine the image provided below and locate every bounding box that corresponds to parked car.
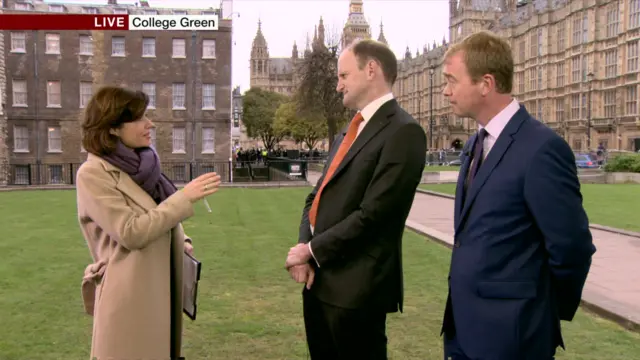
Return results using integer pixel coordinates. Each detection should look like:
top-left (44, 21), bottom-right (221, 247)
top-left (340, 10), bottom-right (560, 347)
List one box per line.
top-left (575, 154), bottom-right (599, 169)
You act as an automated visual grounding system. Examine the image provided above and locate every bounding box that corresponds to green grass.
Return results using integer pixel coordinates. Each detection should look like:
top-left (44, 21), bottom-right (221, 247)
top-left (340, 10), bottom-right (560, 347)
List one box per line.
top-left (424, 165), bottom-right (460, 172)
top-left (0, 188), bottom-right (638, 359)
top-left (419, 183), bottom-right (640, 232)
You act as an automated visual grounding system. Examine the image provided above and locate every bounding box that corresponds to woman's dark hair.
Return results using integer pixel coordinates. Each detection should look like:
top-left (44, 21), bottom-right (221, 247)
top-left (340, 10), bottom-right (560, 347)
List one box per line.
top-left (81, 85), bottom-right (150, 155)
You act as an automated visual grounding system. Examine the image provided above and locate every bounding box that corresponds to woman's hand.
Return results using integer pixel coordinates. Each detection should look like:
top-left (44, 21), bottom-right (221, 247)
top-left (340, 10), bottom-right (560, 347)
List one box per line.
top-left (184, 241), bottom-right (194, 255)
top-left (182, 172), bottom-right (221, 203)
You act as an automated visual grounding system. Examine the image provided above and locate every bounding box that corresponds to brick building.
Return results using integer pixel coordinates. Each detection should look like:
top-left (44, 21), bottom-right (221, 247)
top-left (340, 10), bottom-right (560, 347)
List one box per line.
top-left (2, 0), bottom-right (233, 185)
top-left (0, 4), bottom-right (8, 185)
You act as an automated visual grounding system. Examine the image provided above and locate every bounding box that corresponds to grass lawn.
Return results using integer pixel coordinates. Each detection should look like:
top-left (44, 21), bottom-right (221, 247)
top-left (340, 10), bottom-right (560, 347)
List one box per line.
top-left (424, 165), bottom-right (460, 172)
top-left (419, 183), bottom-right (640, 232)
top-left (0, 188), bottom-right (638, 359)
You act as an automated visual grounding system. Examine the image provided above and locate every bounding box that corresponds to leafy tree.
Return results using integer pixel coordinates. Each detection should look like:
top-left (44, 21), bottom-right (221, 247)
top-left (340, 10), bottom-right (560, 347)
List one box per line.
top-left (242, 87), bottom-right (288, 150)
top-left (274, 100), bottom-right (327, 151)
top-left (296, 40), bottom-right (349, 146)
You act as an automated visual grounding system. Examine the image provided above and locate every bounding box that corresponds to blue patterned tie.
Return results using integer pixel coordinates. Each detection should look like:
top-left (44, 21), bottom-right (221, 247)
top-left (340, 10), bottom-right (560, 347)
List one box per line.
top-left (468, 129), bottom-right (488, 185)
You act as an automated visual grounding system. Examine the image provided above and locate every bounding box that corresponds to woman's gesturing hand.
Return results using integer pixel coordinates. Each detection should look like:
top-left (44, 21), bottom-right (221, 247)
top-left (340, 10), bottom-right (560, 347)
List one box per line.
top-left (182, 172), bottom-right (222, 203)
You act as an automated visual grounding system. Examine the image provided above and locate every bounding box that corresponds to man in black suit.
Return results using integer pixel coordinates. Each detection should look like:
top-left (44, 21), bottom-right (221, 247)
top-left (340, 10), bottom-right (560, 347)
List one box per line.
top-left (440, 30), bottom-right (596, 360)
top-left (285, 39), bottom-right (426, 359)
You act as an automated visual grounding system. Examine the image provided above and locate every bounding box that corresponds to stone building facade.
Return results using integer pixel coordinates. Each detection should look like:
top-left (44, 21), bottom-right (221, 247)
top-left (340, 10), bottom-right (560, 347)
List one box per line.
top-left (2, 0), bottom-right (233, 185)
top-left (394, 0), bottom-right (640, 152)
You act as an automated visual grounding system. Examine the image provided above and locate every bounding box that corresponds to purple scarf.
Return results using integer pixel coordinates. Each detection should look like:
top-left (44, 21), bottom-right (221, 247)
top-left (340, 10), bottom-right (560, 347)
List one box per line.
top-left (102, 141), bottom-right (177, 204)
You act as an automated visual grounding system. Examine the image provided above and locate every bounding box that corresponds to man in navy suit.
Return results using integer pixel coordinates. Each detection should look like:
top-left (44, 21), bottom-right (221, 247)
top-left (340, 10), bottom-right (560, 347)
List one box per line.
top-left (440, 31), bottom-right (596, 360)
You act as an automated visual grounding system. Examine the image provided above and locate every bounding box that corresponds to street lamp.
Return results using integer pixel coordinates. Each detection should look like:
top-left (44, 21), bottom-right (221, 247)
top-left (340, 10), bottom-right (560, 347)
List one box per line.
top-left (586, 72), bottom-right (594, 150)
top-left (429, 66), bottom-right (435, 150)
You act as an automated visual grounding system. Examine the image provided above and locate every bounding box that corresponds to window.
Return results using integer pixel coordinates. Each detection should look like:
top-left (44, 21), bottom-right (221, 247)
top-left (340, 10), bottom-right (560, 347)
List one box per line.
top-left (529, 31), bottom-right (538, 58)
top-left (48, 126), bottom-right (62, 152)
top-left (172, 127), bottom-right (186, 153)
top-left (518, 40), bottom-right (525, 62)
top-left (203, 40), bottom-right (216, 59)
top-left (604, 90), bottom-right (616, 118)
top-left (555, 98), bottom-right (564, 122)
top-left (571, 94), bottom-right (580, 120)
top-left (606, 6), bottom-right (619, 38)
top-left (529, 68), bottom-right (537, 90)
top-left (172, 83), bottom-right (186, 109)
top-left (142, 38), bottom-right (155, 57)
top-left (582, 13), bottom-right (588, 43)
top-left (172, 38), bottom-right (186, 57)
top-left (79, 35), bottom-right (93, 55)
top-left (10, 32), bottom-right (26, 52)
top-left (144, 9), bottom-right (158, 15)
top-left (605, 49), bottom-right (618, 79)
top-left (47, 81), bottom-right (61, 107)
top-left (49, 165), bottom-right (63, 184)
top-left (142, 82), bottom-right (156, 108)
top-left (13, 125), bottom-right (29, 152)
top-left (149, 128), bottom-right (156, 148)
top-left (630, 0), bottom-right (640, 29)
top-left (556, 21), bottom-right (565, 52)
top-left (113, 8), bottom-right (128, 14)
top-left (537, 66), bottom-right (543, 90)
top-left (82, 7), bottom-right (98, 14)
top-left (14, 3), bottom-right (30, 10)
top-left (112, 36), bottom-right (125, 56)
top-left (49, 5), bottom-right (64, 12)
top-left (571, 56), bottom-right (581, 83)
top-left (12, 80), bottom-right (27, 106)
top-left (202, 128), bottom-right (215, 153)
top-left (80, 82), bottom-right (93, 108)
top-left (556, 62), bottom-right (565, 87)
top-left (45, 34), bottom-right (60, 54)
top-left (517, 72), bottom-right (524, 93)
top-left (14, 165), bottom-right (29, 185)
top-left (627, 41), bottom-right (638, 73)
top-left (202, 84), bottom-right (215, 109)
top-left (626, 85), bottom-right (637, 115)
top-left (572, 16), bottom-right (582, 46)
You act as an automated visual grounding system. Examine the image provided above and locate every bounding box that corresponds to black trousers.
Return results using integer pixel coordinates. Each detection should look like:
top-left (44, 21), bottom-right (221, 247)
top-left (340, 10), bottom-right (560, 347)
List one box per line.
top-left (303, 289), bottom-right (388, 360)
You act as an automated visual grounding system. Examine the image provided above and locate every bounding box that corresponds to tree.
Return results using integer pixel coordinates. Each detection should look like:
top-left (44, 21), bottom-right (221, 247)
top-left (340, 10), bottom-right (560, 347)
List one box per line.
top-left (295, 27), bottom-right (349, 146)
top-left (242, 87), bottom-right (288, 150)
top-left (274, 100), bottom-right (327, 151)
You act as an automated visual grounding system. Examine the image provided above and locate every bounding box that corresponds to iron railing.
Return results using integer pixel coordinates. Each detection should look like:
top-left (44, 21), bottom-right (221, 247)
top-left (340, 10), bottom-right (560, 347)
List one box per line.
top-left (1, 160), bottom-right (309, 186)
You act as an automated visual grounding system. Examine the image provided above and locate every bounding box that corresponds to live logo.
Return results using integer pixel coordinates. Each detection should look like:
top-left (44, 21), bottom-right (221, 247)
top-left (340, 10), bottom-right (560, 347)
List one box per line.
top-left (93, 16), bottom-right (127, 30)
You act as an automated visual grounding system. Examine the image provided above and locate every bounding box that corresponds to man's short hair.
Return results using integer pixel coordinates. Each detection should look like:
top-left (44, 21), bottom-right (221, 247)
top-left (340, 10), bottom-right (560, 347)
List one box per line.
top-left (444, 30), bottom-right (514, 94)
top-left (348, 39), bottom-right (398, 86)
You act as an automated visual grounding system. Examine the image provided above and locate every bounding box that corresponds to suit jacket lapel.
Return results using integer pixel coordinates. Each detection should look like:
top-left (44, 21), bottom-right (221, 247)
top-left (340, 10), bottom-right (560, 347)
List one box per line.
top-left (325, 100), bottom-right (394, 185)
top-left (459, 108), bottom-right (528, 223)
top-left (454, 135), bottom-right (475, 231)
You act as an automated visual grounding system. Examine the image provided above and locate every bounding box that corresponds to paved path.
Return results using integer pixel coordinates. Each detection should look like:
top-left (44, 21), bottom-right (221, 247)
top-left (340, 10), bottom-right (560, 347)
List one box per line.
top-left (307, 171), bottom-right (640, 331)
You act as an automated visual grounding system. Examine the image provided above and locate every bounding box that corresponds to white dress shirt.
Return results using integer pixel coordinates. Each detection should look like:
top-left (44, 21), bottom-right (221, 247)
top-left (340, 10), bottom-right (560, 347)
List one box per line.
top-left (307, 92), bottom-right (395, 266)
top-left (478, 98), bottom-right (520, 160)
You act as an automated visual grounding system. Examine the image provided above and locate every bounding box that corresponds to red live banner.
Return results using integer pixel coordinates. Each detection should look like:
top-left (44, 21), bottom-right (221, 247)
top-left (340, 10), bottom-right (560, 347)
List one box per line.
top-left (0, 14), bottom-right (129, 30)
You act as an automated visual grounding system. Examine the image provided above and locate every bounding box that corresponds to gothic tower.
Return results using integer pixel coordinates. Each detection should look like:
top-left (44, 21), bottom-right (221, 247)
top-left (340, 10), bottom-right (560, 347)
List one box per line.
top-left (249, 19), bottom-right (270, 89)
top-left (377, 21), bottom-right (388, 45)
top-left (341, 0), bottom-right (371, 49)
top-left (449, 0), bottom-right (506, 44)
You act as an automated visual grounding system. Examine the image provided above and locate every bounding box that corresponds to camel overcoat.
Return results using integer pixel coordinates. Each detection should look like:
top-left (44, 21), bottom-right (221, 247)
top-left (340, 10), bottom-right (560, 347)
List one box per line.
top-left (76, 153), bottom-right (194, 360)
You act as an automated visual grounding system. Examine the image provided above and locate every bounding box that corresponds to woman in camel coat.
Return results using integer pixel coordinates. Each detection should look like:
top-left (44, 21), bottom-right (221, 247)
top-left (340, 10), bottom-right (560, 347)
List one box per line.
top-left (76, 86), bottom-right (221, 360)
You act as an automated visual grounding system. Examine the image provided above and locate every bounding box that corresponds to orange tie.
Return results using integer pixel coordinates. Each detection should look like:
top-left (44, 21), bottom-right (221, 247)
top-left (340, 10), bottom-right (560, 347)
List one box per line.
top-left (309, 112), bottom-right (365, 227)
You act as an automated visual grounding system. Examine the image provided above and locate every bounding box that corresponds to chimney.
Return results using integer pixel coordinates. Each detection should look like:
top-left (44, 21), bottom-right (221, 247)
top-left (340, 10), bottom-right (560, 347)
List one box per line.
top-left (108, 0), bottom-right (117, 4)
top-left (139, 0), bottom-right (150, 7)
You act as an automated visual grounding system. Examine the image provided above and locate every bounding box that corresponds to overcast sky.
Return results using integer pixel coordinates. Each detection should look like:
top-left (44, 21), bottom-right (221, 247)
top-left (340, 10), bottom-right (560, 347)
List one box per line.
top-left (44, 0), bottom-right (450, 92)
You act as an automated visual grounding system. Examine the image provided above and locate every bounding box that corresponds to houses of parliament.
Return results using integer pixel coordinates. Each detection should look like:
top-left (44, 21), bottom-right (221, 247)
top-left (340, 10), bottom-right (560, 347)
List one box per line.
top-left (248, 0), bottom-right (640, 152)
